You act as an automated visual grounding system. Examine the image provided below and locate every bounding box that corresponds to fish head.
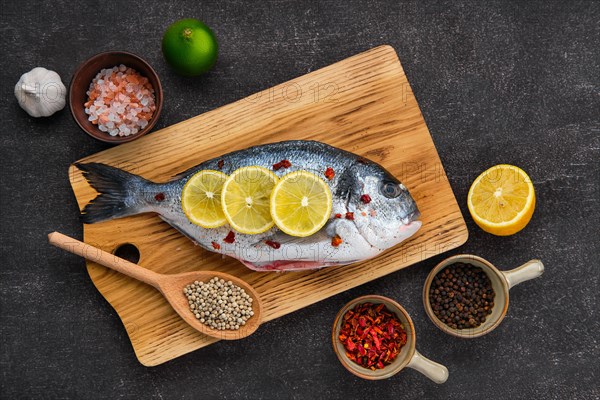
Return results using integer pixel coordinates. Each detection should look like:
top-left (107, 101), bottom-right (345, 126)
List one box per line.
top-left (343, 162), bottom-right (421, 250)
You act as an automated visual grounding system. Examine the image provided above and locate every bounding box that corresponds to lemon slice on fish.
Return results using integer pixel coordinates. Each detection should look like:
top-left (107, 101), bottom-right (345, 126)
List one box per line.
top-left (270, 170), bottom-right (333, 237)
top-left (468, 164), bottom-right (536, 236)
top-left (181, 170), bottom-right (228, 228)
top-left (221, 166), bottom-right (279, 234)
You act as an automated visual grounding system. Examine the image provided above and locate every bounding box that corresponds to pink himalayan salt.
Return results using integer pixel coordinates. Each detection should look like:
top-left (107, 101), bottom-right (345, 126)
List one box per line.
top-left (84, 65), bottom-right (156, 137)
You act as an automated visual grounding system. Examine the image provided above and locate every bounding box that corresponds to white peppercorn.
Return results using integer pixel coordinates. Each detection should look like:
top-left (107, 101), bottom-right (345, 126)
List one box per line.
top-left (184, 277), bottom-right (254, 331)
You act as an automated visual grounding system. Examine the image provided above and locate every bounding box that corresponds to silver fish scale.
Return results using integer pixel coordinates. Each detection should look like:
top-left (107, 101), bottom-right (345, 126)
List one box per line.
top-left (176, 140), bottom-right (357, 185)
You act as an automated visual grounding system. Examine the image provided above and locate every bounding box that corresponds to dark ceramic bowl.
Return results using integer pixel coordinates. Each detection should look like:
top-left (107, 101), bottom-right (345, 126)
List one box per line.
top-left (69, 51), bottom-right (163, 144)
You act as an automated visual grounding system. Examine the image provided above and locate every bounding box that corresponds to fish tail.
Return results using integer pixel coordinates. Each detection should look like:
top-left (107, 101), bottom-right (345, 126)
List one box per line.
top-left (75, 162), bottom-right (153, 224)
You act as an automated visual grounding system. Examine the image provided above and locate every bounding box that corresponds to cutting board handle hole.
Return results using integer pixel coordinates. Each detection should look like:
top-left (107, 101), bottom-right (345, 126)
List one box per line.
top-left (113, 243), bottom-right (140, 264)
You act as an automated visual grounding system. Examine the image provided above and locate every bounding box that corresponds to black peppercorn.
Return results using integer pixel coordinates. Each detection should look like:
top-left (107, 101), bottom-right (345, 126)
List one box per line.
top-left (429, 263), bottom-right (496, 329)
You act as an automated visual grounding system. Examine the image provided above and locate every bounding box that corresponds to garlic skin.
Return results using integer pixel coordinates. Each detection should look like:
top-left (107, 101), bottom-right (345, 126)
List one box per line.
top-left (14, 67), bottom-right (66, 117)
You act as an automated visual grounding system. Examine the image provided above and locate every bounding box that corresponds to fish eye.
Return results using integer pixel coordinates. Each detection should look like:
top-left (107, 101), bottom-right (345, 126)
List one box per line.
top-left (380, 181), bottom-right (402, 198)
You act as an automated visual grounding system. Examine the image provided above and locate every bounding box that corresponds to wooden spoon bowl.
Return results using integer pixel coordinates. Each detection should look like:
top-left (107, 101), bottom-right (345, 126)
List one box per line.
top-left (159, 270), bottom-right (261, 340)
top-left (48, 232), bottom-right (262, 340)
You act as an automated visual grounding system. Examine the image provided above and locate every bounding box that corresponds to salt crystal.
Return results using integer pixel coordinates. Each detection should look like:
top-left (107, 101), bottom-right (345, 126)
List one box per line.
top-left (84, 64), bottom-right (156, 137)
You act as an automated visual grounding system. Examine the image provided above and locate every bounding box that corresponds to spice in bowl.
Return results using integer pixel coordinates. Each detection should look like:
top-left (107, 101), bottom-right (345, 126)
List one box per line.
top-left (183, 277), bottom-right (254, 331)
top-left (337, 302), bottom-right (408, 370)
top-left (428, 263), bottom-right (495, 329)
top-left (84, 64), bottom-right (156, 137)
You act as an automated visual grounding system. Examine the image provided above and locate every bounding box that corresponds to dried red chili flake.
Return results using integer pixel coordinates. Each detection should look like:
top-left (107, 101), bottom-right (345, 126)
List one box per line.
top-left (346, 338), bottom-right (356, 351)
top-left (217, 159), bottom-right (224, 169)
top-left (338, 302), bottom-right (408, 371)
top-left (154, 192), bottom-right (165, 202)
top-left (331, 235), bottom-right (343, 247)
top-left (211, 241), bottom-right (221, 250)
top-left (360, 194), bottom-right (372, 204)
top-left (265, 240), bottom-right (281, 249)
top-left (272, 159), bottom-right (292, 170)
top-left (223, 231), bottom-right (235, 244)
top-left (345, 212), bottom-right (354, 221)
top-left (334, 213), bottom-right (342, 219)
top-left (324, 167), bottom-right (335, 180)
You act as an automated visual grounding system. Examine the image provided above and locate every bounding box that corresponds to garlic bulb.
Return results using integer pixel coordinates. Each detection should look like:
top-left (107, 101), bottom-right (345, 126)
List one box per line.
top-left (14, 67), bottom-right (66, 117)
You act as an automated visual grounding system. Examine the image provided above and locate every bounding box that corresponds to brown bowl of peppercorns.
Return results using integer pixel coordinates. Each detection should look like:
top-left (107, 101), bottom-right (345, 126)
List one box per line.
top-left (423, 254), bottom-right (544, 338)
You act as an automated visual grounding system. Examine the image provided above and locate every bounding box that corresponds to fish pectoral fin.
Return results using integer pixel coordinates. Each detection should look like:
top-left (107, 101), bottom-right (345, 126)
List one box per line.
top-left (266, 218), bottom-right (362, 246)
top-left (264, 226), bottom-right (331, 246)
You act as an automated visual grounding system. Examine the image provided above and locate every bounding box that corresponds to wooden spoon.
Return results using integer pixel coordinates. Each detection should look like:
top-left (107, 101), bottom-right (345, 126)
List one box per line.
top-left (48, 231), bottom-right (262, 340)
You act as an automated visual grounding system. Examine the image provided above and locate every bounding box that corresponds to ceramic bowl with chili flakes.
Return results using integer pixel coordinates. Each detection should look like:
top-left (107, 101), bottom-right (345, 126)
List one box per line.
top-left (332, 295), bottom-right (449, 383)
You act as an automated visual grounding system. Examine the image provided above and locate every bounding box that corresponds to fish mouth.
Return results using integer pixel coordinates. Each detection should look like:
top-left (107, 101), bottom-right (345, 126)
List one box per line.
top-left (399, 220), bottom-right (421, 234)
top-left (404, 209), bottom-right (420, 224)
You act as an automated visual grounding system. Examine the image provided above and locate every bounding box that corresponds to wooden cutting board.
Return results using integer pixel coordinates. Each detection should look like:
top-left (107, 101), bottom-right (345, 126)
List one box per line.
top-left (69, 45), bottom-right (468, 366)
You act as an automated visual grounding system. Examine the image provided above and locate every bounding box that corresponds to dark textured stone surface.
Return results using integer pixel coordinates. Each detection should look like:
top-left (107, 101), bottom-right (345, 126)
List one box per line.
top-left (1, 1), bottom-right (598, 398)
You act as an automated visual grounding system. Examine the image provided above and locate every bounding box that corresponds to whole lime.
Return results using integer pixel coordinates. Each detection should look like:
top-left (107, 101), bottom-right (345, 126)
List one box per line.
top-left (161, 18), bottom-right (218, 76)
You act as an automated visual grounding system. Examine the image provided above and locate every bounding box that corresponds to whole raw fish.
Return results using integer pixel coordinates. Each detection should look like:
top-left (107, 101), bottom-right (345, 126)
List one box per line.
top-left (77, 140), bottom-right (420, 271)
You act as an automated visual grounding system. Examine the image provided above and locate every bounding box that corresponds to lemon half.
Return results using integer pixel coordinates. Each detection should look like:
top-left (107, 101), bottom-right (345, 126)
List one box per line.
top-left (467, 164), bottom-right (535, 236)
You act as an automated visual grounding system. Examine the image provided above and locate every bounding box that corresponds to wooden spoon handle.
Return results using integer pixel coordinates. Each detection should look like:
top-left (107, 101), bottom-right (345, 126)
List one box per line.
top-left (48, 231), bottom-right (162, 288)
